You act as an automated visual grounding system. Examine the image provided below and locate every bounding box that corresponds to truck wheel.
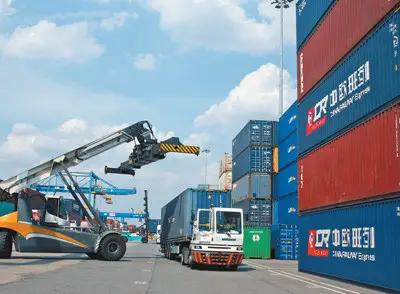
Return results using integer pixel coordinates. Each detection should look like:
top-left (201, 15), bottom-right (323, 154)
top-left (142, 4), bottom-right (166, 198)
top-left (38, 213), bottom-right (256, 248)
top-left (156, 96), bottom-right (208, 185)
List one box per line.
top-left (98, 234), bottom-right (127, 261)
top-left (0, 230), bottom-right (12, 259)
top-left (86, 252), bottom-right (99, 259)
top-left (181, 248), bottom-right (189, 265)
top-left (141, 236), bottom-right (148, 243)
top-left (121, 236), bottom-right (128, 243)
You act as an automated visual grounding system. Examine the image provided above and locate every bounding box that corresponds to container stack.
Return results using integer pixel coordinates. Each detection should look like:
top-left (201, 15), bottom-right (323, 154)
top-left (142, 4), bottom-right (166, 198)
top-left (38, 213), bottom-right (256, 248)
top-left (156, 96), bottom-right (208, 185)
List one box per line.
top-left (231, 120), bottom-right (278, 227)
top-left (271, 101), bottom-right (299, 260)
top-left (218, 153), bottom-right (233, 191)
top-left (297, 0), bottom-right (400, 291)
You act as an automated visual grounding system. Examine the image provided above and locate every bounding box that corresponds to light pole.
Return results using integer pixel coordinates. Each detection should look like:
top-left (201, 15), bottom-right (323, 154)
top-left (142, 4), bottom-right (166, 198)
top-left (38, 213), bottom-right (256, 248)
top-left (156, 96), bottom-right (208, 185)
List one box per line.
top-left (271, 0), bottom-right (293, 116)
top-left (202, 149), bottom-right (211, 185)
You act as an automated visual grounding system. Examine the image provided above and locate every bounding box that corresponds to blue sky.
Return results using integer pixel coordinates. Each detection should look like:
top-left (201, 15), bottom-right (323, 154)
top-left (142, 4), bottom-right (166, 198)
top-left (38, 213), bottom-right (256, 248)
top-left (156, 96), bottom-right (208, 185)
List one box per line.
top-left (0, 0), bottom-right (298, 221)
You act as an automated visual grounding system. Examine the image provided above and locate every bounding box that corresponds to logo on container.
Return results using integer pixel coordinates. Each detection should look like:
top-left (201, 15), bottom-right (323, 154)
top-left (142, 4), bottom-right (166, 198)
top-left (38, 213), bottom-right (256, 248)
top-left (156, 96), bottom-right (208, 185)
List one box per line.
top-left (289, 115), bottom-right (297, 124)
top-left (307, 228), bottom-right (376, 262)
top-left (288, 145), bottom-right (296, 153)
top-left (297, 0), bottom-right (306, 15)
top-left (306, 61), bottom-right (371, 135)
top-left (288, 207), bottom-right (296, 214)
top-left (288, 176), bottom-right (296, 183)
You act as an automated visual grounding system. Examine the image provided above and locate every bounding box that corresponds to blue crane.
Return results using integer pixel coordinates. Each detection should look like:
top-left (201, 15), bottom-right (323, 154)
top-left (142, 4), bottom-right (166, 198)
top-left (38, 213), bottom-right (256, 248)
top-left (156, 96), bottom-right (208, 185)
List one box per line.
top-left (30, 171), bottom-right (136, 207)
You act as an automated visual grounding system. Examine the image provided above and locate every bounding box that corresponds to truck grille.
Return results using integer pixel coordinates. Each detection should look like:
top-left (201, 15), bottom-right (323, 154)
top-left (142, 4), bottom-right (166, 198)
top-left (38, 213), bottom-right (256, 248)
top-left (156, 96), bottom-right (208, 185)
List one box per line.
top-left (192, 252), bottom-right (244, 265)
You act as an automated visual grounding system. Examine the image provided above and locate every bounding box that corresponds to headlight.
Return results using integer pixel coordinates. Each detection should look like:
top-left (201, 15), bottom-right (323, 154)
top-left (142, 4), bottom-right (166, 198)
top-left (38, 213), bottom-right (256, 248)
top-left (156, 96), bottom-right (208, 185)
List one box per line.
top-left (237, 247), bottom-right (243, 251)
top-left (194, 245), bottom-right (202, 249)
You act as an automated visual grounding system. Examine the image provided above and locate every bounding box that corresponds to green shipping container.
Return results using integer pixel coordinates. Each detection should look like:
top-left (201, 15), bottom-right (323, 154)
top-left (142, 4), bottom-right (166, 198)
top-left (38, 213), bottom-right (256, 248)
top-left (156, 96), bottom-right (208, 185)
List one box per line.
top-left (243, 227), bottom-right (271, 259)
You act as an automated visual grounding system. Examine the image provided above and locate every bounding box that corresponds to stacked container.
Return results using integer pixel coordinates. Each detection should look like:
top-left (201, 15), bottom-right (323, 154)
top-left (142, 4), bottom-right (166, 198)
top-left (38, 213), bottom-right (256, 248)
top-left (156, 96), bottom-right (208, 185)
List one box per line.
top-left (231, 120), bottom-right (278, 227)
top-left (297, 1), bottom-right (400, 291)
top-left (218, 153), bottom-right (233, 190)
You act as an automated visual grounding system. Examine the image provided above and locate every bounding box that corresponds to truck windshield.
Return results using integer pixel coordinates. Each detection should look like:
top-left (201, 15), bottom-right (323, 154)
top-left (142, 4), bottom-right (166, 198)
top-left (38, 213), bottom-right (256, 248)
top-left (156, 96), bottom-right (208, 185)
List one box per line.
top-left (216, 211), bottom-right (242, 234)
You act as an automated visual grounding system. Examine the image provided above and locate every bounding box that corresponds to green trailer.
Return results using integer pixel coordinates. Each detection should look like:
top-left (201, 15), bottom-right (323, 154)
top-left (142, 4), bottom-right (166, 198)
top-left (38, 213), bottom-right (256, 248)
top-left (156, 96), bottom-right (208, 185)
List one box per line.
top-left (243, 227), bottom-right (271, 259)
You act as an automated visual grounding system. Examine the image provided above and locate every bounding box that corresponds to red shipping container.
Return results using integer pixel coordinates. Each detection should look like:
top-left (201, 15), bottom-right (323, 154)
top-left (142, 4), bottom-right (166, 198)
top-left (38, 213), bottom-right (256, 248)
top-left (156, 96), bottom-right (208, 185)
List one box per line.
top-left (297, 0), bottom-right (400, 101)
top-left (299, 100), bottom-right (400, 212)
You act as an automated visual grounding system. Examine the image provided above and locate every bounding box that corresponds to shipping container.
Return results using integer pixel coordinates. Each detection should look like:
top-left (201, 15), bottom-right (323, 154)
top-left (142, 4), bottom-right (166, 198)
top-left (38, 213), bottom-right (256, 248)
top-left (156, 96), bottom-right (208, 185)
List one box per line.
top-left (278, 132), bottom-right (297, 170)
top-left (296, 0), bottom-right (335, 50)
top-left (160, 189), bottom-right (231, 244)
top-left (277, 193), bottom-right (298, 225)
top-left (272, 224), bottom-right (299, 260)
top-left (298, 10), bottom-right (400, 155)
top-left (219, 152), bottom-right (232, 176)
top-left (232, 120), bottom-right (277, 159)
top-left (232, 146), bottom-right (272, 182)
top-left (232, 199), bottom-right (271, 227)
top-left (218, 170), bottom-right (232, 191)
top-left (243, 227), bottom-right (271, 259)
top-left (277, 162), bottom-right (297, 198)
top-left (273, 146), bottom-right (278, 174)
top-left (279, 101), bottom-right (297, 144)
top-left (272, 173), bottom-right (278, 200)
top-left (299, 101), bottom-right (400, 213)
top-left (299, 198), bottom-right (400, 292)
top-left (231, 173), bottom-right (271, 205)
top-left (298, 0), bottom-right (400, 101)
top-left (149, 219), bottom-right (161, 234)
top-left (272, 200), bottom-right (278, 224)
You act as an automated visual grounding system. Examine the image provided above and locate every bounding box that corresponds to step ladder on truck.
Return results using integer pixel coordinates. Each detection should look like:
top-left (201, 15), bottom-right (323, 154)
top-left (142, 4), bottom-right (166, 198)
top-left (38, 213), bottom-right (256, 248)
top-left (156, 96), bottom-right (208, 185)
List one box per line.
top-left (0, 121), bottom-right (200, 261)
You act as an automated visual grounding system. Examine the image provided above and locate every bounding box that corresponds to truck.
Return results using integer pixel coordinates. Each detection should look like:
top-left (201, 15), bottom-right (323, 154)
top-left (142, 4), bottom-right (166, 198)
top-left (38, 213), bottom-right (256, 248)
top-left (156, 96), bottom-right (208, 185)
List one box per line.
top-left (160, 188), bottom-right (244, 270)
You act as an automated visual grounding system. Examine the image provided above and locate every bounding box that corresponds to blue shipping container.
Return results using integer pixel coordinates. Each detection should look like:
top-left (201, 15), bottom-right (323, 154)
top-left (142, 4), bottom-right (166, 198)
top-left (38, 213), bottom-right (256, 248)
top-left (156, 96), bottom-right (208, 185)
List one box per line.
top-left (232, 120), bottom-right (277, 159)
top-left (278, 132), bottom-right (298, 170)
top-left (272, 174), bottom-right (279, 200)
top-left (149, 219), bottom-right (161, 233)
top-left (232, 146), bottom-right (272, 182)
top-left (232, 199), bottom-right (271, 227)
top-left (272, 200), bottom-right (278, 224)
top-left (277, 193), bottom-right (298, 225)
top-left (273, 224), bottom-right (299, 260)
top-left (277, 162), bottom-right (297, 198)
top-left (299, 198), bottom-right (400, 292)
top-left (296, 0), bottom-right (335, 50)
top-left (279, 101), bottom-right (297, 144)
top-left (160, 188), bottom-right (231, 244)
top-left (232, 173), bottom-right (271, 205)
top-left (299, 11), bottom-right (400, 155)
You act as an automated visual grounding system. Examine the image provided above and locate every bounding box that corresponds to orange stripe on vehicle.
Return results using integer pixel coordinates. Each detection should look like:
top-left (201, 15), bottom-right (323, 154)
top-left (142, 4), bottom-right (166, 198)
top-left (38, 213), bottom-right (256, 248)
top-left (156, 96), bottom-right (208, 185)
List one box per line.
top-left (207, 256), bottom-right (211, 265)
top-left (0, 212), bottom-right (88, 248)
top-left (227, 254), bottom-right (233, 265)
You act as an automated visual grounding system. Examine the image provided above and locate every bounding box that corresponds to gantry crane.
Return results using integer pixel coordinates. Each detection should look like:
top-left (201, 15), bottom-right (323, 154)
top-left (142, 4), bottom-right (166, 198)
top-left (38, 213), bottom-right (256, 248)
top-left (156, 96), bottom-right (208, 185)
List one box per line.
top-left (0, 121), bottom-right (200, 261)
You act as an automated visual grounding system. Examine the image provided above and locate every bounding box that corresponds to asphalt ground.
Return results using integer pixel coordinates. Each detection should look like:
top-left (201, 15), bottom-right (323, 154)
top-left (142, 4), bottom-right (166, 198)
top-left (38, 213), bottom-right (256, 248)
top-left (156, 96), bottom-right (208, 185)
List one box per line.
top-left (0, 243), bottom-right (385, 294)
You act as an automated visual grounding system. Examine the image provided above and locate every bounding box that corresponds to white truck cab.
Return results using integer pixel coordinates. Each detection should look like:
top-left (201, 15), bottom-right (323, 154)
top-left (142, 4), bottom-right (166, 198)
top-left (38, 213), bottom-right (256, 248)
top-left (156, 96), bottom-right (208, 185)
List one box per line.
top-left (186, 207), bottom-right (244, 269)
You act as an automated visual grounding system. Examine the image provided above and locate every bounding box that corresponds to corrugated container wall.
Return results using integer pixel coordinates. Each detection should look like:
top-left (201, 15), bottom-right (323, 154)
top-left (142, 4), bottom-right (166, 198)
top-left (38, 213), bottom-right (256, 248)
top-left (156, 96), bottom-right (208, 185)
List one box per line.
top-left (298, 10), bottom-right (400, 155)
top-left (231, 173), bottom-right (271, 205)
top-left (299, 198), bottom-right (400, 292)
top-left (277, 193), bottom-right (298, 225)
top-left (299, 101), bottom-right (400, 213)
top-left (277, 162), bottom-right (297, 199)
top-left (278, 132), bottom-right (297, 170)
top-left (272, 224), bottom-right (299, 260)
top-left (296, 0), bottom-right (335, 50)
top-left (272, 174), bottom-right (279, 201)
top-left (278, 101), bottom-right (297, 143)
top-left (232, 146), bottom-right (272, 182)
top-left (160, 189), bottom-right (231, 244)
top-left (232, 199), bottom-right (272, 227)
top-left (232, 120), bottom-right (277, 159)
top-left (298, 0), bottom-right (400, 101)
top-left (218, 171), bottom-right (232, 191)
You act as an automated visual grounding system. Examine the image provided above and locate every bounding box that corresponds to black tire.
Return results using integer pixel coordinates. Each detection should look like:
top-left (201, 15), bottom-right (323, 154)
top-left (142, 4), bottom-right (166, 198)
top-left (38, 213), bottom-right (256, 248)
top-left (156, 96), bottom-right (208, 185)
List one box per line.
top-left (189, 254), bottom-right (197, 269)
top-left (98, 234), bottom-right (127, 261)
top-left (0, 230), bottom-right (12, 259)
top-left (141, 236), bottom-right (148, 243)
top-left (121, 236), bottom-right (128, 243)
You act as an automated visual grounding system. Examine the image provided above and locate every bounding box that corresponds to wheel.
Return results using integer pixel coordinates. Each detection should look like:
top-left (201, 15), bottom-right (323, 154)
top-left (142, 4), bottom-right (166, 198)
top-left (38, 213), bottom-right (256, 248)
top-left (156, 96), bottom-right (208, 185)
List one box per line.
top-left (98, 234), bottom-right (127, 261)
top-left (0, 230), bottom-right (12, 259)
top-left (141, 236), bottom-right (148, 243)
top-left (181, 248), bottom-right (189, 265)
top-left (121, 235), bottom-right (128, 243)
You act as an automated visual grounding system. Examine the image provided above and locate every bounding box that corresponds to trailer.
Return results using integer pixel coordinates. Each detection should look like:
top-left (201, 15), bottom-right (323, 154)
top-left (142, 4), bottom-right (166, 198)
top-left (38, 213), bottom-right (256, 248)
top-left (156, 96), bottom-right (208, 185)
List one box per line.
top-left (160, 188), bottom-right (244, 270)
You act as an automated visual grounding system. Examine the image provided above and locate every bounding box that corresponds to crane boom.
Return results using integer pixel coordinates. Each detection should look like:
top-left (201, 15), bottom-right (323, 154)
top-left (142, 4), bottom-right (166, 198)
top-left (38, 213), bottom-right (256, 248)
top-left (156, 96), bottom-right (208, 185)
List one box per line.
top-left (0, 121), bottom-right (156, 199)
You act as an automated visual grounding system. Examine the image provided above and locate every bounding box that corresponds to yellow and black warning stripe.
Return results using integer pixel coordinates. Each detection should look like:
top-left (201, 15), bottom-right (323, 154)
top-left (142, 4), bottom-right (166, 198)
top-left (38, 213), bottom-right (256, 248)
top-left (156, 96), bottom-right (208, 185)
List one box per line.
top-left (159, 144), bottom-right (200, 155)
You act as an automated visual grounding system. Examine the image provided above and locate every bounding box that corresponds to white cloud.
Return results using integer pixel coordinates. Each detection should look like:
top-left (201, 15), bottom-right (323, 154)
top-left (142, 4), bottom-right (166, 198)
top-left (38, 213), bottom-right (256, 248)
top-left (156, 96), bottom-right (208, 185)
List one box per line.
top-left (99, 11), bottom-right (137, 31)
top-left (57, 118), bottom-right (88, 134)
top-left (195, 63), bottom-right (296, 128)
top-left (183, 133), bottom-right (211, 148)
top-left (0, 0), bottom-right (15, 18)
top-left (0, 20), bottom-right (104, 61)
top-left (133, 53), bottom-right (156, 71)
top-left (146, 0), bottom-right (296, 53)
